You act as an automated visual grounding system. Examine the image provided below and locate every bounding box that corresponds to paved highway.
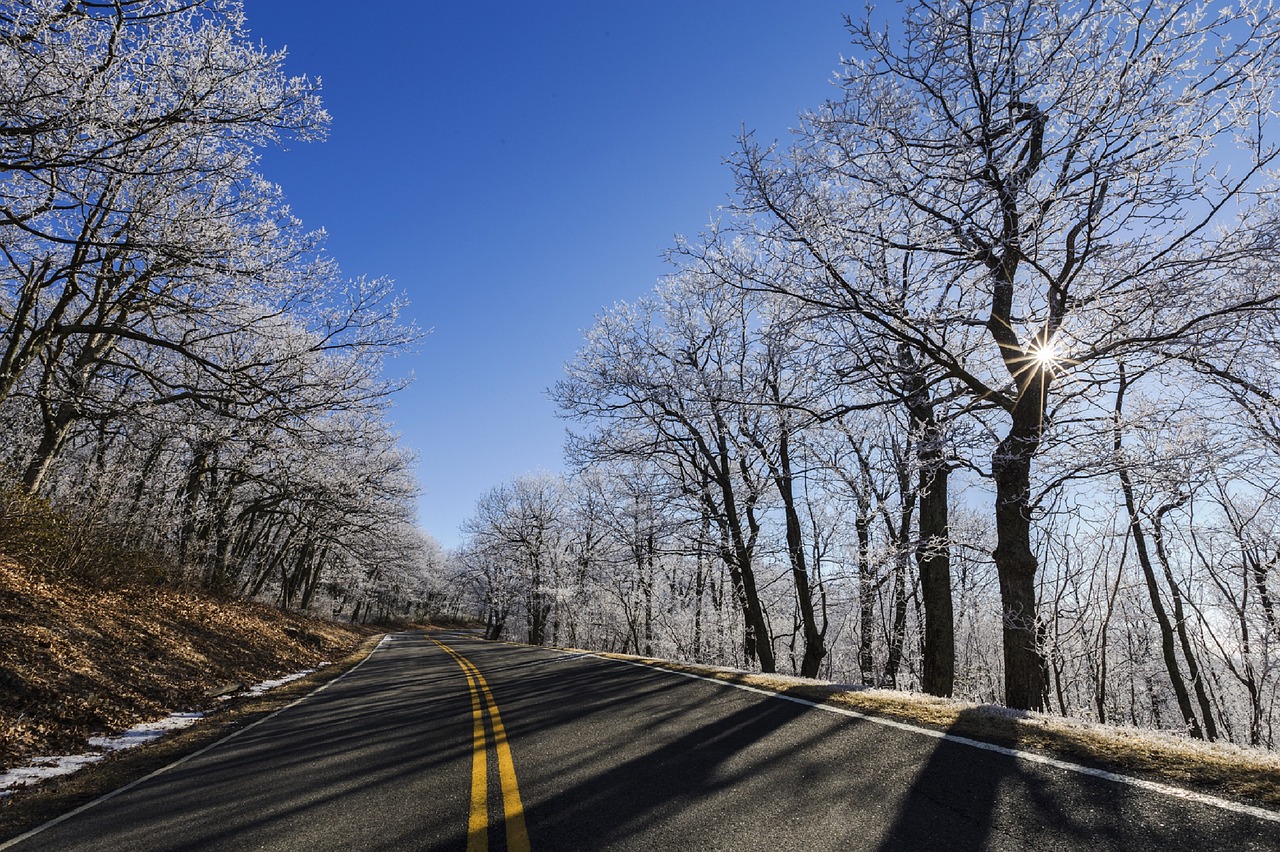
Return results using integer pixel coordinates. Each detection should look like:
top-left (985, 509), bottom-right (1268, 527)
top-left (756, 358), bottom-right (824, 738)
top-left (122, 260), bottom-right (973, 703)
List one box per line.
top-left (4, 632), bottom-right (1278, 851)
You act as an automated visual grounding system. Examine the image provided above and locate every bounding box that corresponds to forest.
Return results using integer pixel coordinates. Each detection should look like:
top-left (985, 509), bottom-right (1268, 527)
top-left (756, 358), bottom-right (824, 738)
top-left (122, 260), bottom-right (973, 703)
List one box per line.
top-left (0, 0), bottom-right (441, 626)
top-left (445, 0), bottom-right (1280, 750)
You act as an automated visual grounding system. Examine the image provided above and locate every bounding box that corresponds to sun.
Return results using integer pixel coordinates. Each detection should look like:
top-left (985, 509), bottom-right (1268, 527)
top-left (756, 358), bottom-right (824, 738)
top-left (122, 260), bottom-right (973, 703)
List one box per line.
top-left (1028, 336), bottom-right (1061, 370)
top-left (1021, 335), bottom-right (1069, 378)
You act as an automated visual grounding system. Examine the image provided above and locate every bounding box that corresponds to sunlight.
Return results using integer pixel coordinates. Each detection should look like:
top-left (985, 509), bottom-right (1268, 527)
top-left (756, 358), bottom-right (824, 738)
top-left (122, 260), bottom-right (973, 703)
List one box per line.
top-left (1028, 336), bottom-right (1061, 372)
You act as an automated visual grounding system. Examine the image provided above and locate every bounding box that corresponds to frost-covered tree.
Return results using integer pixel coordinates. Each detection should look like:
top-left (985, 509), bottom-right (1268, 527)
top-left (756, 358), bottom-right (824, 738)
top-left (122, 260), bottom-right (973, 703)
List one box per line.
top-left (462, 474), bottom-right (570, 645)
top-left (0, 0), bottom-right (330, 419)
top-left (731, 0), bottom-right (1280, 710)
top-left (556, 273), bottom-right (782, 670)
top-left (0, 0), bottom-right (430, 623)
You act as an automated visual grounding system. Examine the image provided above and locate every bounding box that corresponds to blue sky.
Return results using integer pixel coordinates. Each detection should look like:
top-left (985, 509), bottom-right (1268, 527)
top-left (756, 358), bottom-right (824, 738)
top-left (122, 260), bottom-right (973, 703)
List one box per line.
top-left (242, 2), bottom-right (856, 547)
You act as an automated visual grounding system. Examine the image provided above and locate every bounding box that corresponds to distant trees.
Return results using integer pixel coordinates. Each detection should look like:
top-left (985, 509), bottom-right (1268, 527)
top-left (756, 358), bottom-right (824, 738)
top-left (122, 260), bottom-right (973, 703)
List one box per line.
top-left (461, 474), bottom-right (568, 645)
top-left (0, 1), bottom-right (433, 618)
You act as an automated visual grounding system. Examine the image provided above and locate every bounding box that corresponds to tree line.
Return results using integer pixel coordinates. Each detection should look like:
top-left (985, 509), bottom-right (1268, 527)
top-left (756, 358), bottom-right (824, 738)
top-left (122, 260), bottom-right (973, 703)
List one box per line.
top-left (446, 0), bottom-right (1280, 748)
top-left (0, 0), bottom-right (440, 622)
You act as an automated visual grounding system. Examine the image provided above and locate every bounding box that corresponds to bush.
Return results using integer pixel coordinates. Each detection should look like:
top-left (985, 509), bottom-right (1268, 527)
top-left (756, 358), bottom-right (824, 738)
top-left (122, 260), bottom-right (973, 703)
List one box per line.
top-left (0, 481), bottom-right (167, 587)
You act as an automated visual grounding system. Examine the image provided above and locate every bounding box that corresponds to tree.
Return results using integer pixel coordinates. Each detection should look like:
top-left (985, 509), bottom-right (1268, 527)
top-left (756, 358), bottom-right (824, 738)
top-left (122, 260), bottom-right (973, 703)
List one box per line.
top-left (463, 474), bottom-right (568, 646)
top-left (0, 0), bottom-right (329, 440)
top-left (556, 274), bottom-right (781, 671)
top-left (732, 0), bottom-right (1280, 709)
top-left (0, 1), bottom-right (431, 621)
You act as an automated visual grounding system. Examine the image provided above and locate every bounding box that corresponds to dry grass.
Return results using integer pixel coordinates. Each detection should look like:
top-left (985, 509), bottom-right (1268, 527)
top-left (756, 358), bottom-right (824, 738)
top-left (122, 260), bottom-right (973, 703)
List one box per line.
top-left (591, 651), bottom-right (1280, 810)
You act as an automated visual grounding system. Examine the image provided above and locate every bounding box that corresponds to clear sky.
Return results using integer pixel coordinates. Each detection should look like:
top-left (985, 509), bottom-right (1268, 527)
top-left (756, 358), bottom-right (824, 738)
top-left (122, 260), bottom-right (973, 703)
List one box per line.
top-left (240, 2), bottom-right (857, 548)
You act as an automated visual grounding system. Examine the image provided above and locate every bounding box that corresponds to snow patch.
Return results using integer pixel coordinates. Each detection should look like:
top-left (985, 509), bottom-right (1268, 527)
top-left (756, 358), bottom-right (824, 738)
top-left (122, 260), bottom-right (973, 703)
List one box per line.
top-left (0, 711), bottom-right (207, 796)
top-left (87, 712), bottom-right (205, 751)
top-left (214, 668), bottom-right (317, 701)
top-left (0, 754), bottom-right (104, 795)
top-left (242, 669), bottom-right (314, 696)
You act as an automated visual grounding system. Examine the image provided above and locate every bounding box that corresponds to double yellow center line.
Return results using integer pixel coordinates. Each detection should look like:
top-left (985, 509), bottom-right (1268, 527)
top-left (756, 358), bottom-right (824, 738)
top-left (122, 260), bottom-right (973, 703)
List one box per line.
top-left (429, 636), bottom-right (530, 852)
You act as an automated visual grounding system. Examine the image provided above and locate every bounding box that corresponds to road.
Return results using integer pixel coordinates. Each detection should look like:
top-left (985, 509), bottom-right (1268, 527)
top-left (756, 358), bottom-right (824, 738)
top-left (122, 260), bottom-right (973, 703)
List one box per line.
top-left (3, 632), bottom-right (1278, 851)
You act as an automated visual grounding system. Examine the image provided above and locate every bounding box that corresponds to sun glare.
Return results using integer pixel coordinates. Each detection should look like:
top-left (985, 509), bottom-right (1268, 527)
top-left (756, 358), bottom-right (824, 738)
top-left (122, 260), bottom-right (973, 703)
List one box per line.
top-left (1028, 337), bottom-right (1061, 371)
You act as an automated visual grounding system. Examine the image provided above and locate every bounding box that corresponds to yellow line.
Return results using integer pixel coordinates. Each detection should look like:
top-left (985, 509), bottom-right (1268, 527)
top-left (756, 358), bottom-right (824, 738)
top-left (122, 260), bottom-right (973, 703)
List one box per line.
top-left (475, 674), bottom-right (530, 852)
top-left (461, 663), bottom-right (488, 852)
top-left (430, 637), bottom-right (531, 852)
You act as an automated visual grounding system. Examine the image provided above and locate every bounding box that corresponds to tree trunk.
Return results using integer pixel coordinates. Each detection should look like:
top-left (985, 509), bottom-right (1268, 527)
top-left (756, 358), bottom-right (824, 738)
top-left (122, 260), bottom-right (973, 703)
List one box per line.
top-left (905, 376), bottom-right (954, 697)
top-left (1121, 481), bottom-right (1198, 731)
top-left (21, 405), bottom-right (76, 494)
top-left (991, 418), bottom-right (1047, 711)
top-left (1114, 370), bottom-right (1205, 738)
top-left (856, 497), bottom-right (875, 686)
top-left (298, 545), bottom-right (330, 611)
top-left (770, 427), bottom-right (825, 677)
top-left (693, 531), bottom-right (706, 659)
top-left (882, 546), bottom-right (909, 688)
top-left (733, 546), bottom-right (774, 672)
top-left (707, 472), bottom-right (775, 672)
top-left (643, 536), bottom-right (655, 657)
top-left (1152, 508), bottom-right (1217, 740)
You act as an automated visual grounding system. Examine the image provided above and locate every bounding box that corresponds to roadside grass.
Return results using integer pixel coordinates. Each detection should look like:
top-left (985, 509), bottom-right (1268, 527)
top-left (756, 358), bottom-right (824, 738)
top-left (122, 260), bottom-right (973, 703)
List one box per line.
top-left (587, 651), bottom-right (1280, 811)
top-left (0, 634), bottom-right (385, 843)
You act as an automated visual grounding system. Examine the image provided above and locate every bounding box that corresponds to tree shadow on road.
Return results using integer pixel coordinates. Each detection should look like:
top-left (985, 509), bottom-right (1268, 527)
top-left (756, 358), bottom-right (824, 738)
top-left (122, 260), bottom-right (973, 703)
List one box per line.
top-left (869, 706), bottom-right (1278, 852)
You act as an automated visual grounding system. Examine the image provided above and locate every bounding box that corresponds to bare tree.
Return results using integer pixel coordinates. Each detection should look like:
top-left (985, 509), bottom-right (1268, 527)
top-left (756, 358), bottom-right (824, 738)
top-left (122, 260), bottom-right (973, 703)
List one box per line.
top-left (731, 0), bottom-right (1280, 709)
top-left (555, 273), bottom-right (781, 670)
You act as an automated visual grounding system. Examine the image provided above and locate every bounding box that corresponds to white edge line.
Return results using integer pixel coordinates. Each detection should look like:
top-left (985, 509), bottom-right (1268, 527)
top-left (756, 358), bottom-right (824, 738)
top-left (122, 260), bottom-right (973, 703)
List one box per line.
top-left (0, 634), bottom-right (392, 851)
top-left (594, 653), bottom-right (1280, 825)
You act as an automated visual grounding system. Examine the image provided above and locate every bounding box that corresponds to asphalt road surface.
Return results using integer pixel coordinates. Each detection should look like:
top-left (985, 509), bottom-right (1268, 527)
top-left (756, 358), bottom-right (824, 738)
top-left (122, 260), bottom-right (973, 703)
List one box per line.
top-left (4, 632), bottom-right (1278, 851)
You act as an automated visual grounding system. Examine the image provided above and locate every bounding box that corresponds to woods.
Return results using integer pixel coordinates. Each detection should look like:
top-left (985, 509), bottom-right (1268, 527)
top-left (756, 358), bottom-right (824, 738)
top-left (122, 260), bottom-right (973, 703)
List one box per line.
top-left (448, 0), bottom-right (1280, 748)
top-left (0, 0), bottom-right (438, 621)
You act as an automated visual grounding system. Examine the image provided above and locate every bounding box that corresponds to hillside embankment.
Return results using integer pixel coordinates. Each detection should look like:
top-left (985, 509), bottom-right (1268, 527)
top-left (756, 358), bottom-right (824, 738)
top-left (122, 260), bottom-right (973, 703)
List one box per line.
top-left (0, 556), bottom-right (374, 773)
